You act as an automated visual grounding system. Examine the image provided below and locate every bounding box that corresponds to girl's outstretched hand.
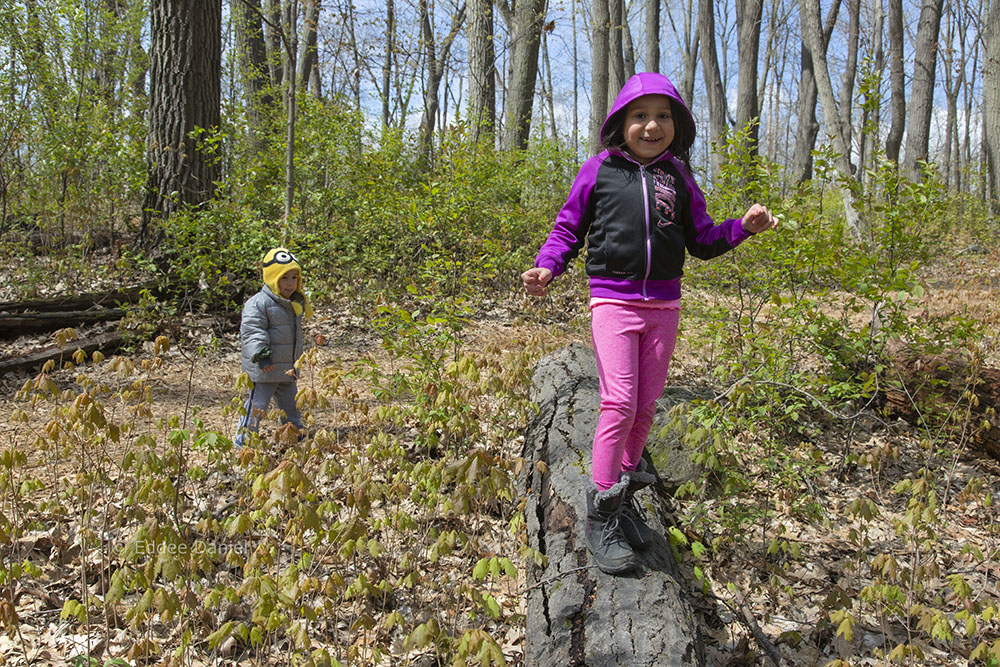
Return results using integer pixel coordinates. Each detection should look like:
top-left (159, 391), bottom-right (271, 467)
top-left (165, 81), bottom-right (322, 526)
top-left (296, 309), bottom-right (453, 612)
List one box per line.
top-left (742, 203), bottom-right (779, 234)
top-left (522, 267), bottom-right (553, 297)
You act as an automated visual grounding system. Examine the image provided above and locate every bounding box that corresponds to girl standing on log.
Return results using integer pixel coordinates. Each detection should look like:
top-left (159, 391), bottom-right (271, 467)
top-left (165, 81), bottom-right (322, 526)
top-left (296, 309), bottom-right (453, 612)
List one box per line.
top-left (522, 72), bottom-right (779, 574)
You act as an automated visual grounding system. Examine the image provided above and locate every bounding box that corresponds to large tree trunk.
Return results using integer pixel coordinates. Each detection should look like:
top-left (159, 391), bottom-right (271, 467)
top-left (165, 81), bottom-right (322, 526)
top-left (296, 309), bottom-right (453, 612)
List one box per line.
top-left (986, 0), bottom-right (1000, 209)
top-left (699, 0), bottom-right (729, 179)
top-left (903, 0), bottom-right (945, 181)
top-left (468, 0), bottom-right (496, 139)
top-left (140, 0), bottom-right (222, 241)
top-left (521, 343), bottom-right (706, 666)
top-left (233, 0), bottom-right (273, 153)
top-left (500, 0), bottom-right (546, 151)
top-left (734, 0), bottom-right (762, 155)
top-left (588, 0), bottom-right (611, 153)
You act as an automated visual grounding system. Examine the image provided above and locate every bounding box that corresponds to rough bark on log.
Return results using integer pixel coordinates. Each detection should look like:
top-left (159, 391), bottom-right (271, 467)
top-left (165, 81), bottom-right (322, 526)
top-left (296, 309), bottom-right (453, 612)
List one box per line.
top-left (0, 309), bottom-right (126, 336)
top-left (0, 281), bottom-right (161, 314)
top-left (884, 347), bottom-right (1000, 461)
top-left (521, 342), bottom-right (705, 666)
top-left (0, 331), bottom-right (127, 375)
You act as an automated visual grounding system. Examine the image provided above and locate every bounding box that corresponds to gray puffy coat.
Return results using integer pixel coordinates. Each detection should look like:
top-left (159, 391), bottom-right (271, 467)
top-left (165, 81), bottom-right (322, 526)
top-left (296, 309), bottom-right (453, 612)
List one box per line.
top-left (240, 285), bottom-right (304, 383)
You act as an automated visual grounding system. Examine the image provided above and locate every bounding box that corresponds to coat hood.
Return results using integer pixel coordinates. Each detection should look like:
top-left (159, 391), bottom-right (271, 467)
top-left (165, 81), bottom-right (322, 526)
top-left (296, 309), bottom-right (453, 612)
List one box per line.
top-left (599, 72), bottom-right (696, 157)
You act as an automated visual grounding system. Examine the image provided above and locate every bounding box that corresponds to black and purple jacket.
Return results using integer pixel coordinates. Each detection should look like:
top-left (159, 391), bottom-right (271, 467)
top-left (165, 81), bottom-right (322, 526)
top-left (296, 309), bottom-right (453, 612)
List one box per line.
top-left (534, 72), bottom-right (752, 301)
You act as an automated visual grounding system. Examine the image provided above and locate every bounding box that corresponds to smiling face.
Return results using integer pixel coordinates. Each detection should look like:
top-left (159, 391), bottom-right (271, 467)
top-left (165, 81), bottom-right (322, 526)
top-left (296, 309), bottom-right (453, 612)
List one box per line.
top-left (622, 94), bottom-right (675, 164)
top-left (277, 269), bottom-right (300, 299)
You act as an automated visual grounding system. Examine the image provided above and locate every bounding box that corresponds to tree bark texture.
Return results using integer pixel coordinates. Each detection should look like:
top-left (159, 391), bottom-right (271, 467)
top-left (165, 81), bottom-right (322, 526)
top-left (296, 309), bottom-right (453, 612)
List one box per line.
top-left (417, 1), bottom-right (466, 160)
top-left (297, 0), bottom-right (322, 98)
top-left (984, 0), bottom-right (1000, 208)
top-left (799, 0), bottom-right (860, 236)
top-left (699, 0), bottom-right (729, 179)
top-left (501, 0), bottom-right (546, 151)
top-left (644, 0), bottom-right (659, 72)
top-left (234, 0), bottom-right (274, 152)
top-left (521, 343), bottom-right (706, 667)
top-left (735, 0), bottom-right (762, 154)
top-left (588, 0), bottom-right (611, 154)
top-left (468, 0), bottom-right (496, 138)
top-left (903, 0), bottom-right (945, 180)
top-left (791, 0), bottom-right (840, 185)
top-left (141, 0), bottom-right (222, 236)
top-left (885, 0), bottom-right (905, 165)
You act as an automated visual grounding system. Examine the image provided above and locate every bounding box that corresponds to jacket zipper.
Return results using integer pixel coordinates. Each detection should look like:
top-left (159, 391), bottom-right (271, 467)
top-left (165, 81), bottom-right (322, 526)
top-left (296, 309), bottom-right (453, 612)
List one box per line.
top-left (639, 164), bottom-right (652, 300)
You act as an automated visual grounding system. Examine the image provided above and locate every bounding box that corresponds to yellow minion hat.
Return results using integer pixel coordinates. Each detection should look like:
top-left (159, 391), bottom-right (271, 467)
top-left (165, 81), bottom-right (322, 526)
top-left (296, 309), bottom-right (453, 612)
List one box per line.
top-left (261, 247), bottom-right (312, 318)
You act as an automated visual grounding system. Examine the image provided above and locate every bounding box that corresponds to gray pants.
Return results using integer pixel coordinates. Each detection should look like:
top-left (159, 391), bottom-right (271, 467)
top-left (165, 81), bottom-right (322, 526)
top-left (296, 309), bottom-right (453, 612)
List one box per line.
top-left (233, 381), bottom-right (302, 447)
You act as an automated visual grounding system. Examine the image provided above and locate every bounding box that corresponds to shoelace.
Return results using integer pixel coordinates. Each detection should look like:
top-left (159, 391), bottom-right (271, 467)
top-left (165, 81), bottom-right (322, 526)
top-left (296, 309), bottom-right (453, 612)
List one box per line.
top-left (621, 495), bottom-right (647, 524)
top-left (600, 511), bottom-right (628, 546)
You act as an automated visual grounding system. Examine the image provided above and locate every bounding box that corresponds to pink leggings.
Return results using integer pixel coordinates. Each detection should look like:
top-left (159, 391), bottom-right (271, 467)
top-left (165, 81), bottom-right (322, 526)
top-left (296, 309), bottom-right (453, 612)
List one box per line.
top-left (591, 302), bottom-right (680, 490)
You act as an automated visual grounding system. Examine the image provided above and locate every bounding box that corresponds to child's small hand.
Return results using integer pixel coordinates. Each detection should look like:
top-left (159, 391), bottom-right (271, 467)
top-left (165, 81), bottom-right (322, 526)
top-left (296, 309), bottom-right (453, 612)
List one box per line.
top-left (741, 203), bottom-right (779, 234)
top-left (522, 267), bottom-right (553, 297)
top-left (285, 369), bottom-right (296, 377)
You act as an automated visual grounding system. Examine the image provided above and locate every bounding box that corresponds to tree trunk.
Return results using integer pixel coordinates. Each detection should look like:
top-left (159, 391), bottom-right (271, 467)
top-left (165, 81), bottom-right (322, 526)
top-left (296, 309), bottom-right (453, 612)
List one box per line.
top-left (382, 0), bottom-right (395, 128)
top-left (800, 0), bottom-right (860, 236)
top-left (522, 343), bottom-right (707, 666)
top-left (885, 0), bottom-right (905, 165)
top-left (501, 0), bottom-right (546, 151)
top-left (608, 0), bottom-right (626, 98)
top-left (985, 0), bottom-right (1000, 209)
top-left (141, 0), bottom-right (222, 241)
top-left (734, 0), bottom-right (762, 155)
top-left (644, 0), bottom-right (659, 71)
top-left (264, 0), bottom-right (285, 89)
top-left (623, 10), bottom-right (636, 79)
top-left (665, 0), bottom-right (699, 107)
top-left (233, 0), bottom-right (273, 152)
top-left (588, 0), bottom-right (611, 153)
top-left (468, 0), bottom-right (496, 139)
top-left (791, 0), bottom-right (841, 185)
top-left (699, 0), bottom-right (729, 179)
top-left (297, 0), bottom-right (321, 98)
top-left (902, 0), bottom-right (945, 181)
top-left (837, 0), bottom-right (859, 176)
top-left (417, 0), bottom-right (467, 161)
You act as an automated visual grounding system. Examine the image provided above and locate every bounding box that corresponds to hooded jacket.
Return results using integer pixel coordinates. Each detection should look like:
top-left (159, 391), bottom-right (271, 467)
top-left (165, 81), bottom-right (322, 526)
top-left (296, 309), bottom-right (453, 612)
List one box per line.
top-left (534, 72), bottom-right (753, 301)
top-left (240, 248), bottom-right (310, 383)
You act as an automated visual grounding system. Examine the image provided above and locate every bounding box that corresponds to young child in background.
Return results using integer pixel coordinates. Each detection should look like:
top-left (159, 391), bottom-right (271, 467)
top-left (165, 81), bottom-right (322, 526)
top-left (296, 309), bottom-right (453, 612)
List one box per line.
top-left (234, 247), bottom-right (313, 448)
top-left (522, 72), bottom-right (779, 574)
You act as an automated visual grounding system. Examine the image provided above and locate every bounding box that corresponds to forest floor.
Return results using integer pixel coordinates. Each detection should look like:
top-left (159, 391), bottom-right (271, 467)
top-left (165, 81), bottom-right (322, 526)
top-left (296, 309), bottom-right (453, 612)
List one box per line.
top-left (1, 244), bottom-right (999, 665)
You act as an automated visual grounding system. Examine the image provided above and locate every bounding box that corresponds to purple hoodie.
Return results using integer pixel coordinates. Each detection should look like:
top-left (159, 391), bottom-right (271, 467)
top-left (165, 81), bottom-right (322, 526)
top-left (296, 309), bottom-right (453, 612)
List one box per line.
top-left (534, 72), bottom-right (752, 301)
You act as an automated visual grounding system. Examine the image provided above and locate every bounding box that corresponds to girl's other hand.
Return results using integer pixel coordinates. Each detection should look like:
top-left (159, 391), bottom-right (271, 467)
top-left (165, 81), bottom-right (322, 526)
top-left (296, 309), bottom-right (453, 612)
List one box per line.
top-left (522, 267), bottom-right (553, 297)
top-left (742, 203), bottom-right (779, 234)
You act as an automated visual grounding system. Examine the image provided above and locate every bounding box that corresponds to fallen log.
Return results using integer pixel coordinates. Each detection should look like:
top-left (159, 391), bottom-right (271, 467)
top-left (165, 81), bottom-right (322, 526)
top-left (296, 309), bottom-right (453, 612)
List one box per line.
top-left (521, 342), bottom-right (706, 666)
top-left (884, 347), bottom-right (1000, 460)
top-left (0, 331), bottom-right (127, 375)
top-left (0, 309), bottom-right (126, 336)
top-left (0, 281), bottom-right (160, 314)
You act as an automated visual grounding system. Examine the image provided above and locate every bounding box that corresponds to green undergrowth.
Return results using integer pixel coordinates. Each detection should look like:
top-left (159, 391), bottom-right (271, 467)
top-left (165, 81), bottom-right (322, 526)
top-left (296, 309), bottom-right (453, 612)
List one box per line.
top-left (655, 135), bottom-right (1000, 665)
top-left (2, 301), bottom-right (557, 664)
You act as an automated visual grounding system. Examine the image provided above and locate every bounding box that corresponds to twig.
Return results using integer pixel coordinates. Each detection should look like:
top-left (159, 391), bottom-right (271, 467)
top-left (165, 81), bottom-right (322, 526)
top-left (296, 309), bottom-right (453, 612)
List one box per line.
top-left (521, 564), bottom-right (597, 593)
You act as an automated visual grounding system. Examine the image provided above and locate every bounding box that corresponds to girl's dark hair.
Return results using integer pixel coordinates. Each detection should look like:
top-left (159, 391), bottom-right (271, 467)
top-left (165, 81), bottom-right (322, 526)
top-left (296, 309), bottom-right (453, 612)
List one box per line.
top-left (598, 99), bottom-right (694, 172)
